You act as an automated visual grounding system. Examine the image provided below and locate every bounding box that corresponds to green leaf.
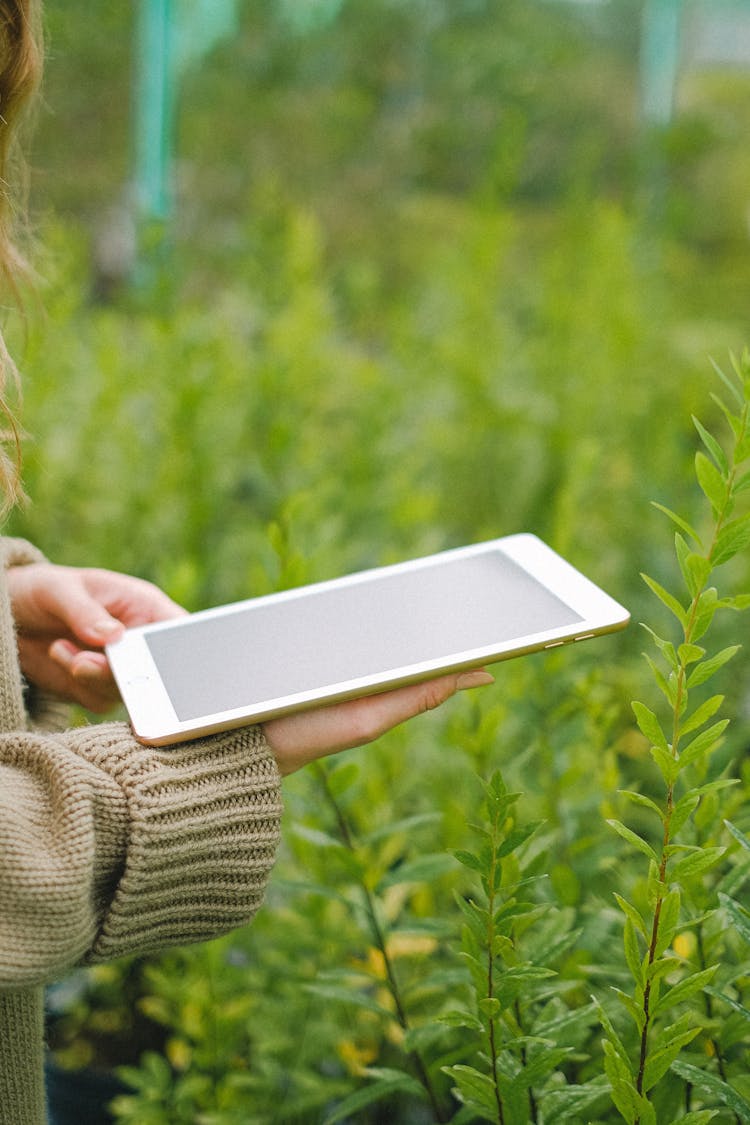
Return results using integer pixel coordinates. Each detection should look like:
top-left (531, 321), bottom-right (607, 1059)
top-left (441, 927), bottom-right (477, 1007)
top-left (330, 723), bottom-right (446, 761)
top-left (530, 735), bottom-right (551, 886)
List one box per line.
top-left (647, 956), bottom-right (678, 984)
top-left (641, 573), bottom-right (688, 627)
top-left (643, 653), bottom-right (677, 708)
top-left (652, 965), bottom-right (718, 1018)
top-left (478, 996), bottom-right (501, 1020)
top-left (642, 624), bottom-right (679, 669)
top-left (642, 1024), bottom-right (701, 1092)
top-left (612, 986), bottom-right (646, 1033)
top-left (618, 790), bottom-right (664, 821)
top-left (711, 404), bottom-right (743, 464)
top-left (675, 534), bottom-right (711, 598)
top-left (678, 642), bottom-right (706, 666)
top-left (323, 1070), bottom-right (426, 1125)
top-left (623, 918), bottom-right (645, 987)
top-left (508, 1047), bottom-right (570, 1091)
top-left (705, 986), bottom-right (750, 1026)
top-left (494, 821), bottom-right (543, 860)
top-left (454, 849), bottom-right (484, 873)
top-left (632, 702), bottom-right (669, 751)
top-left (718, 593), bottom-right (750, 611)
top-left (654, 889), bottom-right (681, 958)
top-left (650, 743), bottom-right (679, 785)
top-left (540, 1077), bottom-right (611, 1123)
top-left (443, 1064), bottom-right (502, 1117)
top-left (724, 819), bottom-right (750, 853)
top-left (361, 812), bottom-right (441, 846)
top-left (602, 1042), bottom-right (638, 1125)
top-left (669, 847), bottom-right (725, 883)
top-left (678, 720), bottom-right (729, 769)
top-left (290, 824), bottom-right (348, 850)
top-left (679, 694), bottom-right (724, 738)
top-left (670, 1114), bottom-right (718, 1125)
top-left (709, 357), bottom-right (744, 407)
top-left (651, 501), bottom-right (702, 547)
top-left (670, 793), bottom-right (700, 839)
top-left (379, 852), bottom-right (458, 888)
top-left (693, 415), bottom-right (729, 476)
top-left (303, 984), bottom-right (394, 1018)
top-left (325, 760), bottom-right (360, 797)
top-left (439, 1009), bottom-right (484, 1031)
top-left (595, 997), bottom-right (630, 1067)
top-left (692, 587), bottom-right (720, 641)
top-left (606, 819), bottom-right (659, 864)
top-left (671, 1060), bottom-right (750, 1124)
top-left (687, 645), bottom-right (740, 688)
top-left (532, 1000), bottom-right (598, 1041)
top-left (613, 892), bottom-right (649, 938)
top-left (713, 514), bottom-right (750, 567)
top-left (696, 450), bottom-right (728, 514)
top-left (497, 964), bottom-right (556, 984)
top-left (719, 892), bottom-right (750, 944)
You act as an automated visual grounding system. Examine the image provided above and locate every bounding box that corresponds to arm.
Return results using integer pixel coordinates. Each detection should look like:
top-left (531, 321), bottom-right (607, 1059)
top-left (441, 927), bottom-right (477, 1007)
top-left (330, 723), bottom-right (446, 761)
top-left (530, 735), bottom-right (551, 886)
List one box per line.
top-left (0, 720), bottom-right (281, 988)
top-left (1, 548), bottom-right (281, 988)
top-left (0, 551), bottom-right (491, 986)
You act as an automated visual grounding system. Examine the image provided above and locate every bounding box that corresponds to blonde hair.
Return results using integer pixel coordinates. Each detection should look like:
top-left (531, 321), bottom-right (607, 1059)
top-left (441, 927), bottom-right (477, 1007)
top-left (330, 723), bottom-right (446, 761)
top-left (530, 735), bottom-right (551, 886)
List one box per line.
top-left (0, 0), bottom-right (42, 516)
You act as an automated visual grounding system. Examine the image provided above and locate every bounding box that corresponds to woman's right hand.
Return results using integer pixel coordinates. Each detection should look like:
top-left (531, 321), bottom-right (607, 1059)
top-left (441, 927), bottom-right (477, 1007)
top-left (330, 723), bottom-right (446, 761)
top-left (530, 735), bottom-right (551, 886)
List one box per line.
top-left (263, 669), bottom-right (493, 776)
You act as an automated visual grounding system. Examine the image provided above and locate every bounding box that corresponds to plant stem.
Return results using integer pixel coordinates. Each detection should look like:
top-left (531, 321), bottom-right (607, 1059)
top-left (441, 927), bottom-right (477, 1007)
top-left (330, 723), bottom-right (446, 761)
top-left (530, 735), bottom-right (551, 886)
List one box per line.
top-left (634, 402), bottom-right (747, 1120)
top-left (314, 763), bottom-right (449, 1124)
top-left (486, 805), bottom-right (506, 1125)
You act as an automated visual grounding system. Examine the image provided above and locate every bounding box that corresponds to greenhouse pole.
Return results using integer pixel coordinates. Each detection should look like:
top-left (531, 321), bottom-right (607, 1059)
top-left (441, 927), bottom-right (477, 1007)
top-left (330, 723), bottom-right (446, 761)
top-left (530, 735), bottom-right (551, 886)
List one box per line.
top-left (638, 0), bottom-right (683, 234)
top-left (135, 0), bottom-right (174, 226)
top-left (640, 0), bottom-right (683, 126)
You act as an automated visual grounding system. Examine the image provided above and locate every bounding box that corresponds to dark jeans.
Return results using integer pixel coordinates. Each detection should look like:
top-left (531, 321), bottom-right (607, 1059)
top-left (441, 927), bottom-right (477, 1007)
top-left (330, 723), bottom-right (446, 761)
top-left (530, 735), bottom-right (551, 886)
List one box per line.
top-left (45, 1060), bottom-right (125, 1125)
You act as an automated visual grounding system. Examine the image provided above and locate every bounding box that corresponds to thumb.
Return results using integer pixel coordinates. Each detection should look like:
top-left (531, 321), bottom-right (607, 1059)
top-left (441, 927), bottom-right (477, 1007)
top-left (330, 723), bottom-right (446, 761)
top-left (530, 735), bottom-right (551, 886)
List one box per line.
top-left (45, 581), bottom-right (126, 647)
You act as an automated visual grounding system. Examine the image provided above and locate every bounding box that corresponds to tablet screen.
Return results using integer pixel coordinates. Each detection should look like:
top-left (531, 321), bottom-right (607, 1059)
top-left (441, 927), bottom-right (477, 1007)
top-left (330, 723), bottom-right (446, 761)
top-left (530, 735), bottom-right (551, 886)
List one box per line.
top-left (145, 550), bottom-right (583, 722)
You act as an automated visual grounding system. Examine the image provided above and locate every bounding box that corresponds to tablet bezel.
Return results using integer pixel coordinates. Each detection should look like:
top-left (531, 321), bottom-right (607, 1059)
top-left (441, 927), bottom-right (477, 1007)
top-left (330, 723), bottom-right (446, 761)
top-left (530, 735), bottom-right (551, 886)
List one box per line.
top-left (106, 534), bottom-right (630, 746)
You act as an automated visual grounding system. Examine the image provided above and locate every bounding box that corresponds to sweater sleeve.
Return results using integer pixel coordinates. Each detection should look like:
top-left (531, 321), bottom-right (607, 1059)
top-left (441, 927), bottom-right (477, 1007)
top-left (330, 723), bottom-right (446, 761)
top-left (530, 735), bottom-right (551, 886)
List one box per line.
top-left (0, 719), bottom-right (282, 988)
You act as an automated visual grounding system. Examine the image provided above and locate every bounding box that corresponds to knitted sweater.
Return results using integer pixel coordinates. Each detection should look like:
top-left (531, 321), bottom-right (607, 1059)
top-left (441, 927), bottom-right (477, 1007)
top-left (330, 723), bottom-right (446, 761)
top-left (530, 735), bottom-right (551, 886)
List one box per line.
top-left (0, 539), bottom-right (283, 1125)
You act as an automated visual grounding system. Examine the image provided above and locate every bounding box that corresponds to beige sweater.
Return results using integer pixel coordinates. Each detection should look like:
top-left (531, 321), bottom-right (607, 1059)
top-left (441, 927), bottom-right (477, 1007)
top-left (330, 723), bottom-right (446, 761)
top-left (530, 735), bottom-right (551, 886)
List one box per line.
top-left (0, 539), bottom-right (283, 1124)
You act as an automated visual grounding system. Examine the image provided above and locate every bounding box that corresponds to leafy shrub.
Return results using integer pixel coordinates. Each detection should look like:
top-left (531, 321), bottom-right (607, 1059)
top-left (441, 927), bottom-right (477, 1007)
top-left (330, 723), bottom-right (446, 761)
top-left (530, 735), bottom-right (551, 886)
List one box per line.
top-left (10, 5), bottom-right (750, 1118)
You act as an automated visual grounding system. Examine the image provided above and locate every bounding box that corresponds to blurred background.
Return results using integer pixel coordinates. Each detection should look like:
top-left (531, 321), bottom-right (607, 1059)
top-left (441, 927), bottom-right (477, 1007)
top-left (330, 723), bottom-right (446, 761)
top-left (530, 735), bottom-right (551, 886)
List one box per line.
top-left (12, 2), bottom-right (750, 1122)
top-left (10, 0), bottom-right (750, 604)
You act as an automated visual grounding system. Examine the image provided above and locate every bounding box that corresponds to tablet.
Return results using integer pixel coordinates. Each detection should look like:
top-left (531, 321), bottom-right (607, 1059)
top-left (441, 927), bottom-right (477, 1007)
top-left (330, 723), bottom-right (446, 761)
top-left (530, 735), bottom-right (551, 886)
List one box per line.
top-left (106, 534), bottom-right (629, 746)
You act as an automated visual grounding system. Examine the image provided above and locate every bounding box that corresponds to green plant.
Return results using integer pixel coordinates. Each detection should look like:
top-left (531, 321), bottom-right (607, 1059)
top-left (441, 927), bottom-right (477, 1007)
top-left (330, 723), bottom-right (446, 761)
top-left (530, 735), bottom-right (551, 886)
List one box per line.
top-left (440, 770), bottom-right (602, 1125)
top-left (600, 352), bottom-right (750, 1124)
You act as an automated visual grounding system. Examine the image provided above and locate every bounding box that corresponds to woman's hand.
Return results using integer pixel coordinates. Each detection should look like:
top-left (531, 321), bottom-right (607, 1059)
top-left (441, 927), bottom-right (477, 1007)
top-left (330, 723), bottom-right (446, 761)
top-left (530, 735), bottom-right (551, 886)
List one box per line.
top-left (7, 563), bottom-right (185, 712)
top-left (6, 561), bottom-right (495, 760)
top-left (263, 669), bottom-right (493, 776)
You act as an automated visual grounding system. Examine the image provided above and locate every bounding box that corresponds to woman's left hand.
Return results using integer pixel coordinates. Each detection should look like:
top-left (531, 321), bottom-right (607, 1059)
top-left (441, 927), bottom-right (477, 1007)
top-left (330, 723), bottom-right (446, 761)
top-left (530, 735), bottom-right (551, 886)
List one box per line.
top-left (7, 563), bottom-right (185, 712)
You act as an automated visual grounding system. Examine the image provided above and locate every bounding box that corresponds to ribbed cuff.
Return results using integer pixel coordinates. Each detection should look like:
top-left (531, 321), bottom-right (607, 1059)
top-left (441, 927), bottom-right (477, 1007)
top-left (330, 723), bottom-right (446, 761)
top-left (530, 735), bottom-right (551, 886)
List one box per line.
top-left (68, 721), bottom-right (283, 961)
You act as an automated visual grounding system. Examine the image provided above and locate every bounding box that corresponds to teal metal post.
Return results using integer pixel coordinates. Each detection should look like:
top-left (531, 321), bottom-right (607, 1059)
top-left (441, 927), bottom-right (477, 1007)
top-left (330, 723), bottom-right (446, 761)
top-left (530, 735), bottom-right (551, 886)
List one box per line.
top-left (640, 0), bottom-right (683, 127)
top-left (135, 0), bottom-right (174, 224)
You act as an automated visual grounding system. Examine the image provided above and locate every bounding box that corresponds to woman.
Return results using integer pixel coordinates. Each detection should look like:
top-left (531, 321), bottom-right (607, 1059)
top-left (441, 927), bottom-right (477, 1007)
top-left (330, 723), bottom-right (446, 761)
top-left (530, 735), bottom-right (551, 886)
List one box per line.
top-left (0, 4), bottom-right (492, 1122)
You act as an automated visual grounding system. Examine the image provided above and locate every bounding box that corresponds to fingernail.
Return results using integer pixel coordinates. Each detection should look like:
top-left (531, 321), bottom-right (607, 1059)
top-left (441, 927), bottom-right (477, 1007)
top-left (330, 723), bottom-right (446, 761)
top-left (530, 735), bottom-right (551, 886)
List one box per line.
top-left (457, 670), bottom-right (495, 691)
top-left (50, 639), bottom-right (74, 667)
top-left (91, 620), bottom-right (122, 640)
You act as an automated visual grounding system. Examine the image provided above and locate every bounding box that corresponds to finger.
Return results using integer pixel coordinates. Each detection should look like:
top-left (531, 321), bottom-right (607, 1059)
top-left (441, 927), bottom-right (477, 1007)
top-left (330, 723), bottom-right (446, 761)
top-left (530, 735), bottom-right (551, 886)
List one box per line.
top-left (264, 669), bottom-right (494, 775)
top-left (42, 580), bottom-right (126, 648)
top-left (83, 570), bottom-right (188, 629)
top-left (49, 641), bottom-right (120, 709)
